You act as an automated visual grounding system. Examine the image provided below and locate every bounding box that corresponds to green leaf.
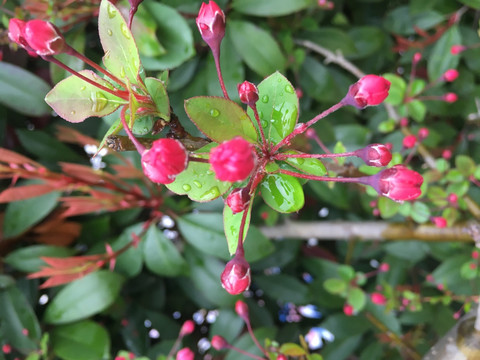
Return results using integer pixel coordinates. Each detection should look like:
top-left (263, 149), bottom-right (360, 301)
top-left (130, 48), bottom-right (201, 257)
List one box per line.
top-left (348, 26), bottom-right (386, 59)
top-left (459, 0), bottom-right (480, 9)
top-left (324, 278), bottom-right (347, 295)
top-left (247, 72), bottom-right (298, 145)
top-left (3, 190), bottom-right (60, 239)
top-left (255, 274), bottom-right (310, 303)
top-left (45, 70), bottom-right (126, 123)
top-left (279, 343), bottom-right (307, 357)
top-left (144, 77), bottom-right (170, 120)
top-left (223, 201), bottom-right (252, 255)
top-left (407, 100), bottom-right (427, 122)
top-left (282, 151), bottom-right (327, 176)
top-left (225, 328), bottom-right (277, 360)
top-left (378, 197), bottom-right (400, 219)
top-left (51, 29), bottom-right (85, 84)
top-left (383, 73), bottom-right (406, 105)
top-left (232, 0), bottom-right (311, 16)
top-left (338, 265), bottom-right (356, 281)
top-left (0, 62), bottom-right (51, 116)
top-left (347, 287), bottom-right (366, 312)
top-left (428, 26), bottom-right (461, 81)
top-left (130, 4), bottom-right (166, 58)
top-left (228, 21), bottom-right (286, 77)
top-left (0, 285), bottom-right (42, 354)
top-left (302, 28), bottom-right (357, 57)
top-left (410, 201), bottom-right (431, 223)
top-left (51, 320), bottom-right (110, 360)
top-left (185, 97), bottom-right (258, 143)
top-left (98, 117), bottom-right (122, 150)
top-left (383, 7), bottom-right (444, 36)
top-left (141, 2), bottom-right (195, 70)
top-left (455, 155), bottom-right (476, 177)
top-left (98, 0), bottom-right (141, 85)
top-left (4, 245), bottom-right (75, 273)
top-left (166, 143), bottom-right (232, 202)
top-left (143, 225), bottom-right (188, 276)
top-left (259, 174), bottom-right (304, 213)
top-left (44, 270), bottom-right (125, 324)
top-left (111, 224), bottom-right (144, 278)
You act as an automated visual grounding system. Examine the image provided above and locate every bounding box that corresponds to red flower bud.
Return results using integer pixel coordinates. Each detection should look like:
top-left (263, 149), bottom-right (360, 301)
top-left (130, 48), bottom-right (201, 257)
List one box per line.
top-left (8, 19), bottom-right (29, 48)
top-left (237, 81), bottom-right (259, 107)
top-left (370, 165), bottom-right (423, 202)
top-left (402, 134), bottom-right (417, 149)
top-left (432, 216), bottom-right (447, 228)
top-left (221, 254), bottom-right (251, 295)
top-left (343, 303), bottom-right (354, 316)
top-left (226, 188), bottom-right (250, 214)
top-left (412, 52), bottom-right (422, 64)
top-left (176, 347), bottom-right (194, 360)
top-left (442, 149), bottom-right (452, 159)
top-left (418, 127), bottom-right (429, 140)
top-left (235, 300), bottom-right (249, 321)
top-left (196, 1), bottom-right (225, 51)
top-left (277, 355), bottom-right (287, 360)
top-left (180, 320), bottom-right (195, 336)
top-left (472, 251), bottom-right (479, 260)
top-left (399, 117), bottom-right (408, 127)
top-left (355, 143), bottom-right (392, 167)
top-left (142, 138), bottom-right (188, 184)
top-left (210, 137), bottom-right (256, 182)
top-left (211, 335), bottom-right (229, 350)
top-left (447, 193), bottom-right (458, 205)
top-left (443, 69), bottom-right (459, 82)
top-left (24, 20), bottom-right (67, 56)
top-left (344, 75), bottom-right (391, 109)
top-left (378, 262), bottom-right (390, 272)
top-left (451, 45), bottom-right (466, 55)
top-left (443, 92), bottom-right (458, 103)
top-left (371, 292), bottom-right (387, 305)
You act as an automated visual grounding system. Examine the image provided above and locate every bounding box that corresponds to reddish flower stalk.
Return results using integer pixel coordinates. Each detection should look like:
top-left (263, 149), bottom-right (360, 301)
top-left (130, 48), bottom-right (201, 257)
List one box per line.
top-left (211, 335), bottom-right (265, 360)
top-left (235, 301), bottom-right (268, 357)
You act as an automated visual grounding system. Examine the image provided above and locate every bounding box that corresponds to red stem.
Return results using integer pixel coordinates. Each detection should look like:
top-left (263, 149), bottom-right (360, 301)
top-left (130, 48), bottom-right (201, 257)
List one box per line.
top-left (212, 46), bottom-right (230, 99)
top-left (226, 344), bottom-right (266, 360)
top-left (251, 105), bottom-right (268, 152)
top-left (278, 168), bottom-right (370, 185)
top-left (274, 151), bottom-right (357, 160)
top-left (119, 106), bottom-right (146, 154)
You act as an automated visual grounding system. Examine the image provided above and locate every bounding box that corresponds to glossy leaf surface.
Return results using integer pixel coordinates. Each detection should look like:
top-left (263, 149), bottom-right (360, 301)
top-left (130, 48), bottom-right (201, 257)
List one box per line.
top-left (145, 77), bottom-right (170, 120)
top-left (281, 150), bottom-right (328, 176)
top-left (260, 174), bottom-right (304, 213)
top-left (232, 0), bottom-right (311, 17)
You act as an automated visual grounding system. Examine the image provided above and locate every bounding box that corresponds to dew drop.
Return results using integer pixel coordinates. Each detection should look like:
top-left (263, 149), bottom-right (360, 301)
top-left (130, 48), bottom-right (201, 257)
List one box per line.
top-left (262, 95), bottom-right (269, 103)
top-left (200, 186), bottom-right (220, 200)
top-left (297, 158), bottom-right (305, 165)
top-left (285, 85), bottom-right (294, 94)
top-left (182, 184), bottom-right (191, 192)
top-left (206, 170), bottom-right (214, 175)
top-left (107, 3), bottom-right (117, 18)
top-left (70, 110), bottom-right (76, 115)
top-left (258, 111), bottom-right (264, 119)
top-left (120, 67), bottom-right (126, 78)
top-left (210, 108), bottom-right (220, 117)
top-left (261, 120), bottom-right (268, 128)
top-left (120, 23), bottom-right (131, 39)
top-left (90, 92), bottom-right (108, 112)
top-left (107, 29), bottom-right (113, 36)
top-left (80, 86), bottom-right (86, 91)
top-left (193, 180), bottom-right (202, 188)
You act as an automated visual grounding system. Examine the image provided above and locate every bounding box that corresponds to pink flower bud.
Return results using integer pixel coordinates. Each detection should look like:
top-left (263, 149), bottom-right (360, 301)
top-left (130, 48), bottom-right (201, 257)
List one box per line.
top-left (24, 19), bottom-right (67, 56)
top-left (196, 1), bottom-right (225, 51)
top-left (235, 300), bottom-right (249, 321)
top-left (399, 117), bottom-right (408, 127)
top-left (379, 262), bottom-right (390, 272)
top-left (180, 320), bottom-right (195, 336)
top-left (355, 143), bottom-right (392, 167)
top-left (344, 75), bottom-right (391, 109)
top-left (277, 355), bottom-right (287, 360)
top-left (211, 335), bottom-right (229, 350)
top-left (226, 188), bottom-right (250, 214)
top-left (142, 138), bottom-right (188, 184)
top-left (442, 149), bottom-right (452, 159)
top-left (210, 137), bottom-right (256, 182)
top-left (371, 292), bottom-right (387, 305)
top-left (451, 45), bottom-right (466, 55)
top-left (432, 216), bottom-right (447, 228)
top-left (443, 92), bottom-right (458, 103)
top-left (470, 263), bottom-right (477, 270)
top-left (402, 134), bottom-right (417, 149)
top-left (472, 250), bottom-right (479, 259)
top-left (8, 19), bottom-right (29, 49)
top-left (237, 81), bottom-right (259, 107)
top-left (443, 69), bottom-right (459, 82)
top-left (370, 165), bottom-right (423, 202)
top-left (418, 127), bottom-right (429, 140)
top-left (343, 303), bottom-right (354, 316)
top-left (447, 193), bottom-right (458, 205)
top-left (305, 128), bottom-right (317, 139)
top-left (176, 347), bottom-right (194, 360)
top-left (221, 254), bottom-right (251, 295)
top-left (413, 52), bottom-right (422, 64)
top-left (2, 344), bottom-right (11, 354)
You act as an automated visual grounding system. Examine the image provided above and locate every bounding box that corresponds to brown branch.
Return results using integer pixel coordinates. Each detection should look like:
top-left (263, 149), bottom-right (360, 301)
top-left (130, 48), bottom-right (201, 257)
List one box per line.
top-left (260, 220), bottom-right (476, 242)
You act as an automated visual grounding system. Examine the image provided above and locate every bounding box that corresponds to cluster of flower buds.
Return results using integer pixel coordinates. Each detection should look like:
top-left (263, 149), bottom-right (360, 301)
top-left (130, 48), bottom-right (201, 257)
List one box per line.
top-left (9, 18), bottom-right (67, 56)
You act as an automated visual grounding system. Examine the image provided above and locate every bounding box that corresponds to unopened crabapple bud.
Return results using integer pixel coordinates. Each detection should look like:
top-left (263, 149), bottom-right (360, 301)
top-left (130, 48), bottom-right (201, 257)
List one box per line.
top-left (343, 303), bottom-right (354, 316)
top-left (403, 134), bottom-right (417, 148)
top-left (432, 216), bottom-right (447, 228)
top-left (180, 320), bottom-right (195, 336)
top-left (211, 335), bottom-right (229, 350)
top-left (442, 149), bottom-right (452, 159)
top-left (400, 117), bottom-right (408, 127)
top-left (371, 292), bottom-right (387, 305)
top-left (142, 138), bottom-right (188, 184)
top-left (196, 1), bottom-right (225, 52)
top-left (237, 81), bottom-right (259, 107)
top-left (379, 263), bottom-right (390, 272)
top-left (368, 165), bottom-right (423, 202)
top-left (443, 69), bottom-right (459, 82)
top-left (24, 19), bottom-right (67, 56)
top-left (344, 75), bottom-right (391, 109)
top-left (418, 127), bottom-right (429, 140)
top-left (210, 137), bottom-right (256, 182)
top-left (176, 347), bottom-right (194, 360)
top-left (447, 193), bottom-right (458, 205)
top-left (354, 143), bottom-right (392, 167)
top-left (220, 253), bottom-right (251, 295)
top-left (235, 300), bottom-right (249, 321)
top-left (451, 45), bottom-right (466, 55)
top-left (443, 92), bottom-right (458, 103)
top-left (413, 52), bottom-right (422, 64)
top-left (226, 188), bottom-right (250, 214)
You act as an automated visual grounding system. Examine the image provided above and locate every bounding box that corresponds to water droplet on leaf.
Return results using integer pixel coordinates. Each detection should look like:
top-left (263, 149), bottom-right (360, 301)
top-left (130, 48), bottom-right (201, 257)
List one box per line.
top-left (182, 184), bottom-right (191, 192)
top-left (80, 86), bottom-right (86, 91)
top-left (285, 85), bottom-right (294, 94)
top-left (120, 23), bottom-right (131, 39)
top-left (261, 120), bottom-right (268, 128)
top-left (258, 111), bottom-right (263, 119)
top-left (107, 3), bottom-right (117, 18)
top-left (120, 67), bottom-right (126, 78)
top-left (262, 95), bottom-right (269, 103)
top-left (200, 186), bottom-right (220, 200)
top-left (107, 29), bottom-right (113, 36)
top-left (210, 109), bottom-right (220, 117)
top-left (90, 92), bottom-right (108, 112)
top-left (297, 158), bottom-right (305, 165)
top-left (193, 180), bottom-right (202, 188)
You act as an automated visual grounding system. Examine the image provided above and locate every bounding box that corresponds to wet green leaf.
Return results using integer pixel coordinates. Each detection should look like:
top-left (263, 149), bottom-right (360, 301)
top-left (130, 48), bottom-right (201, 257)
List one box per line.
top-left (281, 151), bottom-right (327, 176)
top-left (166, 143), bottom-right (232, 202)
top-left (44, 271), bottom-right (125, 324)
top-left (145, 77), bottom-right (170, 120)
top-left (247, 72), bottom-right (298, 145)
top-left (4, 246), bottom-right (75, 273)
top-left (348, 287), bottom-right (366, 311)
top-left (143, 225), bottom-right (188, 277)
top-left (383, 73), bottom-right (406, 105)
top-left (260, 174), bottom-right (304, 213)
top-left (223, 201), bottom-right (252, 255)
top-left (98, 0), bottom-right (141, 85)
top-left (232, 0), bottom-right (311, 16)
top-left (45, 70), bottom-right (126, 123)
top-left (185, 96), bottom-right (258, 143)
